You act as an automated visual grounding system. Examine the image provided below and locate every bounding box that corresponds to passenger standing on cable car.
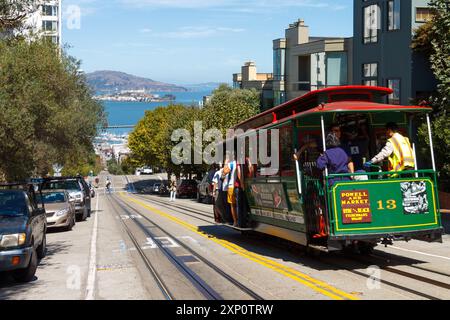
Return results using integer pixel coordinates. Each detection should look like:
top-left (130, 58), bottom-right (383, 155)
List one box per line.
top-left (212, 165), bottom-right (224, 223)
top-left (223, 152), bottom-right (238, 227)
top-left (316, 132), bottom-right (353, 186)
top-left (364, 122), bottom-right (414, 173)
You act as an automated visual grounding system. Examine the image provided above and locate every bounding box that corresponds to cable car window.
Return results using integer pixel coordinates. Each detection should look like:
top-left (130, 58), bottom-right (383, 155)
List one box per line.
top-left (280, 125), bottom-right (294, 176)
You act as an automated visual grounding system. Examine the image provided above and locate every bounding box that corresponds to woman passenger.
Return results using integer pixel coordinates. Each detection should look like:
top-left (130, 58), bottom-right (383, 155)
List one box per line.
top-left (317, 132), bottom-right (353, 186)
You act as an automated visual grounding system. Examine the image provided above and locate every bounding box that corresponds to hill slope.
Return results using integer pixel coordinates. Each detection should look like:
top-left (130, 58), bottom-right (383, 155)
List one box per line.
top-left (86, 70), bottom-right (187, 93)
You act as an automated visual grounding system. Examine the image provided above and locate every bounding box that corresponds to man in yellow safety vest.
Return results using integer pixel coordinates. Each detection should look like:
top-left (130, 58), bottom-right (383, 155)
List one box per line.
top-left (364, 122), bottom-right (415, 173)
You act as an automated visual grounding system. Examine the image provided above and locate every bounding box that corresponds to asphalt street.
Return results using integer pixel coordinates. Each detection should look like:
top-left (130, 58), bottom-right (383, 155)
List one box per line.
top-left (1, 174), bottom-right (449, 300)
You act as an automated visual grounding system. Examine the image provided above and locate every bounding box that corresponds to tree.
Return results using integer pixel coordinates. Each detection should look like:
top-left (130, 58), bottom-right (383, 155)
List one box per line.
top-left (412, 0), bottom-right (450, 189)
top-left (0, 0), bottom-right (38, 38)
top-left (202, 84), bottom-right (260, 133)
top-left (0, 38), bottom-right (105, 181)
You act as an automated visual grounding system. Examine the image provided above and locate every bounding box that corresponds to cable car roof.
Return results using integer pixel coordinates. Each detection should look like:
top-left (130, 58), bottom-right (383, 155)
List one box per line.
top-left (235, 86), bottom-right (432, 131)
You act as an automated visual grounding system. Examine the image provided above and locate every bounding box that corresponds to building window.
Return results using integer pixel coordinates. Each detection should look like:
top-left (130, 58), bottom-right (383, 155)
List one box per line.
top-left (362, 63), bottom-right (378, 87)
top-left (326, 52), bottom-right (348, 87)
top-left (42, 21), bottom-right (58, 32)
top-left (363, 63), bottom-right (377, 78)
top-left (387, 79), bottom-right (400, 104)
top-left (388, 0), bottom-right (400, 31)
top-left (273, 48), bottom-right (285, 81)
top-left (416, 8), bottom-right (433, 23)
top-left (364, 80), bottom-right (378, 87)
top-left (363, 4), bottom-right (380, 44)
top-left (274, 91), bottom-right (286, 106)
top-left (42, 5), bottom-right (58, 16)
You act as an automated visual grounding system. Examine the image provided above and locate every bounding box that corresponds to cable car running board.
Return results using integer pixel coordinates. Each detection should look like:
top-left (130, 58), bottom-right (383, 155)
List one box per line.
top-left (215, 223), bottom-right (253, 231)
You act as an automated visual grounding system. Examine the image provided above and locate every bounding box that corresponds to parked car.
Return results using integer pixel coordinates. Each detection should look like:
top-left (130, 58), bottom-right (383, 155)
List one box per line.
top-left (142, 167), bottom-right (153, 175)
top-left (158, 183), bottom-right (170, 197)
top-left (152, 183), bottom-right (162, 194)
top-left (88, 182), bottom-right (96, 198)
top-left (0, 183), bottom-right (47, 282)
top-left (176, 180), bottom-right (198, 199)
top-left (41, 177), bottom-right (90, 222)
top-left (197, 170), bottom-right (216, 204)
top-left (37, 190), bottom-right (76, 231)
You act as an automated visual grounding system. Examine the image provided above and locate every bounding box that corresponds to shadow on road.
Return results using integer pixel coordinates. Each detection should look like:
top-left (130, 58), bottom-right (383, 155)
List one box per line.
top-left (196, 224), bottom-right (434, 273)
top-left (0, 240), bottom-right (72, 298)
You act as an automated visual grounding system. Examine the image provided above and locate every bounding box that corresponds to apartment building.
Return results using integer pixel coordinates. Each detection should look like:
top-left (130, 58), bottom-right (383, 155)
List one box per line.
top-left (26, 0), bottom-right (62, 45)
top-left (233, 19), bottom-right (353, 111)
top-left (233, 61), bottom-right (275, 110)
top-left (278, 19), bottom-right (353, 103)
top-left (353, 0), bottom-right (436, 105)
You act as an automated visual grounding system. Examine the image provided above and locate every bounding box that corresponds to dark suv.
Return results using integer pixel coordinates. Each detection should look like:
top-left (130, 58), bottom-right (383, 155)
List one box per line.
top-left (176, 180), bottom-right (198, 199)
top-left (0, 183), bottom-right (47, 282)
top-left (41, 177), bottom-right (91, 221)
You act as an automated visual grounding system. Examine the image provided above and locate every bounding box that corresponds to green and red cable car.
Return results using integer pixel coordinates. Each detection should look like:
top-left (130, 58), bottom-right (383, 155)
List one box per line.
top-left (214, 86), bottom-right (443, 253)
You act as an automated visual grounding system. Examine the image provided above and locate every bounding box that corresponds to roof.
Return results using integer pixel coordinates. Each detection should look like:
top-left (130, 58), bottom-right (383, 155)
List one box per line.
top-left (235, 86), bottom-right (393, 130)
top-left (300, 101), bottom-right (432, 115)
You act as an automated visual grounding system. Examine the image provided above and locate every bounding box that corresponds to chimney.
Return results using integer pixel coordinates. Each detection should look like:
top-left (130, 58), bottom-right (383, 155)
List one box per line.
top-left (286, 18), bottom-right (309, 45)
top-left (242, 61), bottom-right (257, 81)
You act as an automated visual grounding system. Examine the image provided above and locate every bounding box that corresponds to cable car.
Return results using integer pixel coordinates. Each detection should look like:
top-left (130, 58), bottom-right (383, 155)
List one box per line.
top-left (213, 86), bottom-right (443, 253)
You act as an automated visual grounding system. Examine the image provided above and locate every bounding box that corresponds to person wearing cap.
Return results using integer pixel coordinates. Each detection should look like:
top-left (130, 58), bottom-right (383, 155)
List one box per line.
top-left (364, 122), bottom-right (414, 173)
top-left (316, 132), bottom-right (354, 186)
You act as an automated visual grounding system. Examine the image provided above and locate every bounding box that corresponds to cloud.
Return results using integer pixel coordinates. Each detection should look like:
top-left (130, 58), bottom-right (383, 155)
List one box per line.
top-left (141, 26), bottom-right (246, 39)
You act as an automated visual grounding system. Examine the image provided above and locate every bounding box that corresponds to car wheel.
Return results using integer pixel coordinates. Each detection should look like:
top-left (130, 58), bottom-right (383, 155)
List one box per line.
top-left (12, 248), bottom-right (38, 283)
top-left (87, 209), bottom-right (91, 218)
top-left (66, 215), bottom-right (75, 231)
top-left (82, 207), bottom-right (88, 221)
top-left (36, 234), bottom-right (47, 260)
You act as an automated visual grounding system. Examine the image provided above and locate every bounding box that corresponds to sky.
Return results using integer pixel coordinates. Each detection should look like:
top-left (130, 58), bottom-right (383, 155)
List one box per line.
top-left (62, 0), bottom-right (354, 84)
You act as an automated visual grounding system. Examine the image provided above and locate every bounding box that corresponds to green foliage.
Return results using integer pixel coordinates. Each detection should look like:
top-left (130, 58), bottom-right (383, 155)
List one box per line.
top-left (413, 1), bottom-right (450, 188)
top-left (0, 38), bottom-right (105, 181)
top-left (62, 154), bottom-right (103, 177)
top-left (202, 84), bottom-right (261, 133)
top-left (107, 159), bottom-right (124, 176)
top-left (120, 157), bottom-right (137, 175)
top-left (128, 85), bottom-right (260, 177)
top-left (0, 0), bottom-right (38, 36)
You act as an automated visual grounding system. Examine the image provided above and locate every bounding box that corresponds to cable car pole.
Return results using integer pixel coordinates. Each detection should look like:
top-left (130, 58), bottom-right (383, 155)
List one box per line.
top-left (426, 114), bottom-right (437, 172)
top-left (320, 116), bottom-right (328, 177)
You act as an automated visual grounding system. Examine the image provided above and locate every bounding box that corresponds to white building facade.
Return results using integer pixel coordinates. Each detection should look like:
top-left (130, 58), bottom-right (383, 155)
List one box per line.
top-left (26, 1), bottom-right (62, 45)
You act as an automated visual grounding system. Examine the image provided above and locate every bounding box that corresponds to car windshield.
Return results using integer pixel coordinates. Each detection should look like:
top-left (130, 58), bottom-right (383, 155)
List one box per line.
top-left (43, 180), bottom-right (81, 192)
top-left (37, 192), bottom-right (66, 204)
top-left (0, 192), bottom-right (27, 217)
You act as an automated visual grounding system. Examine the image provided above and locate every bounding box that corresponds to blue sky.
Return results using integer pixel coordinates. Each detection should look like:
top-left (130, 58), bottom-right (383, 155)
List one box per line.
top-left (63, 0), bottom-right (353, 84)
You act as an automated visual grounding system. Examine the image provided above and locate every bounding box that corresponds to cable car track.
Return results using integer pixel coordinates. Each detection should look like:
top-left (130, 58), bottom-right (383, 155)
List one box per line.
top-left (124, 177), bottom-right (449, 300)
top-left (109, 193), bottom-right (264, 301)
top-left (106, 195), bottom-right (174, 300)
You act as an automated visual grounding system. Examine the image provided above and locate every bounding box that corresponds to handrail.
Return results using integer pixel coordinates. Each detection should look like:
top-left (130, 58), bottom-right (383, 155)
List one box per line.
top-left (328, 169), bottom-right (436, 178)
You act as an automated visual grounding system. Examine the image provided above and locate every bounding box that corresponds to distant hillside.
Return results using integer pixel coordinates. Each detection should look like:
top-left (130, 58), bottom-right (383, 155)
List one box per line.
top-left (86, 70), bottom-right (188, 93)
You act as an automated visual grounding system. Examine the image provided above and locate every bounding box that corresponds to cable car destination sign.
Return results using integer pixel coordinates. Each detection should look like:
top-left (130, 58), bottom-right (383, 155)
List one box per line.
top-left (340, 190), bottom-right (372, 224)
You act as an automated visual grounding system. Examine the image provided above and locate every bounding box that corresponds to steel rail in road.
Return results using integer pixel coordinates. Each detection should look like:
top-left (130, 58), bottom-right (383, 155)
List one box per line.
top-left (312, 253), bottom-right (447, 300)
top-left (109, 195), bottom-right (225, 301)
top-left (106, 195), bottom-right (174, 300)
top-left (135, 194), bottom-right (215, 224)
top-left (119, 192), bottom-right (359, 300)
top-left (125, 176), bottom-right (215, 224)
top-left (112, 193), bottom-right (264, 301)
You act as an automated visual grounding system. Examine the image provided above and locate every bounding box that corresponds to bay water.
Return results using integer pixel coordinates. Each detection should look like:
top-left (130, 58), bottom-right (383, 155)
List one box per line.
top-left (103, 91), bottom-right (212, 135)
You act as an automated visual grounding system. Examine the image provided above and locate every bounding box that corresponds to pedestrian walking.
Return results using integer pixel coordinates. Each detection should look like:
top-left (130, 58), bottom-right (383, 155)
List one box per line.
top-left (169, 174), bottom-right (177, 202)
